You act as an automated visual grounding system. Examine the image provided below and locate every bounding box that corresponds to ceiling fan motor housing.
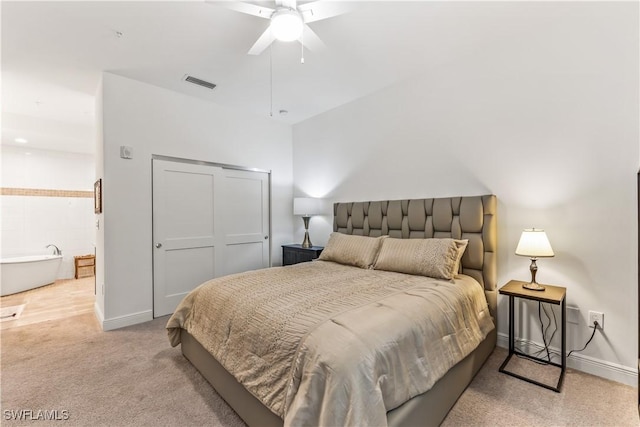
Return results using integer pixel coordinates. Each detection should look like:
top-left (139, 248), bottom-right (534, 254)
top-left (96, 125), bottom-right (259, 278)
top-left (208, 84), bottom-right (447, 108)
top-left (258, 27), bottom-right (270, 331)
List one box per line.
top-left (270, 9), bottom-right (303, 41)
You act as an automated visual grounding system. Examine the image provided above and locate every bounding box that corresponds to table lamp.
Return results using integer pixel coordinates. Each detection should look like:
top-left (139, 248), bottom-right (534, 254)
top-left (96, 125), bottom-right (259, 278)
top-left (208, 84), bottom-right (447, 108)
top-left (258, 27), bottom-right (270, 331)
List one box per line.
top-left (515, 228), bottom-right (555, 291)
top-left (293, 197), bottom-right (323, 248)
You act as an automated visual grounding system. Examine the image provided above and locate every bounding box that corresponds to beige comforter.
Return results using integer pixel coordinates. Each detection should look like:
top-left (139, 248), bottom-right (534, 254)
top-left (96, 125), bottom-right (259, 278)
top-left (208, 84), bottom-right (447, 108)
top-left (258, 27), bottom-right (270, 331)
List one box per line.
top-left (167, 260), bottom-right (494, 427)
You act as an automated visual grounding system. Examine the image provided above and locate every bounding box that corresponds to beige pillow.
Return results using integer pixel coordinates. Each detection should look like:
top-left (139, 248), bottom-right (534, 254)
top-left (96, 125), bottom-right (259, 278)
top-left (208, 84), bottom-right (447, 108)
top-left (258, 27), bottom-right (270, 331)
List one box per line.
top-left (318, 233), bottom-right (386, 269)
top-left (454, 240), bottom-right (468, 275)
top-left (373, 238), bottom-right (469, 280)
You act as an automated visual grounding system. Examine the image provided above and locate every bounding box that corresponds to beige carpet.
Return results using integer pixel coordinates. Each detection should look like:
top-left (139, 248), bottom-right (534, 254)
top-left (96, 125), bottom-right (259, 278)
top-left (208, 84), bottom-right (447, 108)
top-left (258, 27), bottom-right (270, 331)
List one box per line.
top-left (1, 314), bottom-right (244, 426)
top-left (1, 313), bottom-right (638, 426)
top-left (443, 350), bottom-right (639, 426)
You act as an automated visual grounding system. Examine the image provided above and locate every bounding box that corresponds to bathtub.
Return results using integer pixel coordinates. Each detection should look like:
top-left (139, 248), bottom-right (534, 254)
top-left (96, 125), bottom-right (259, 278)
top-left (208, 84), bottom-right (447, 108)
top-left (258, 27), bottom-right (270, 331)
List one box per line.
top-left (0, 255), bottom-right (63, 296)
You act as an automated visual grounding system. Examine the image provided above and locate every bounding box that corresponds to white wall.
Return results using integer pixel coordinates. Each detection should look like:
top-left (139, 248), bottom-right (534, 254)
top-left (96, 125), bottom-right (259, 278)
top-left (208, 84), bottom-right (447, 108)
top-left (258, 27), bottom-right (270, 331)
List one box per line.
top-left (1, 145), bottom-right (95, 278)
top-left (97, 73), bottom-right (294, 330)
top-left (292, 3), bottom-right (638, 384)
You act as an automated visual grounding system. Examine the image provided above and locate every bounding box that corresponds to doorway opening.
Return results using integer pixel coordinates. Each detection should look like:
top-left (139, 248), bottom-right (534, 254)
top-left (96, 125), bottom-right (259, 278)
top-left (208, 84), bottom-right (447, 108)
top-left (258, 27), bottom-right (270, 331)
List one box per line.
top-left (0, 146), bottom-right (98, 331)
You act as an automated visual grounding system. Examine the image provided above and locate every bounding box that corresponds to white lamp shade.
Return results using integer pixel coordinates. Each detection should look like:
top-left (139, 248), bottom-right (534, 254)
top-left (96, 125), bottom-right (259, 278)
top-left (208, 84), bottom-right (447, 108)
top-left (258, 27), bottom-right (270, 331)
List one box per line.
top-left (515, 229), bottom-right (555, 257)
top-left (293, 197), bottom-right (323, 216)
top-left (270, 10), bottom-right (303, 42)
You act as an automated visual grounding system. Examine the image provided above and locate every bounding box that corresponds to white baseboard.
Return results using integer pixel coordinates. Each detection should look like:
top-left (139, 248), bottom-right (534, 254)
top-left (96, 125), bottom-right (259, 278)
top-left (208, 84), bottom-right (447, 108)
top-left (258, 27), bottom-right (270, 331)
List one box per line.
top-left (102, 310), bottom-right (153, 331)
top-left (93, 301), bottom-right (104, 324)
top-left (497, 332), bottom-right (637, 387)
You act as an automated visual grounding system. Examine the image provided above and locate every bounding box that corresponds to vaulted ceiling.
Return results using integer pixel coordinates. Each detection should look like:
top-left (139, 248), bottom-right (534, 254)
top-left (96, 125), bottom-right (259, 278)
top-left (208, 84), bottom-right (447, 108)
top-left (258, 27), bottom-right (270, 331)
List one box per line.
top-left (1, 1), bottom-right (565, 154)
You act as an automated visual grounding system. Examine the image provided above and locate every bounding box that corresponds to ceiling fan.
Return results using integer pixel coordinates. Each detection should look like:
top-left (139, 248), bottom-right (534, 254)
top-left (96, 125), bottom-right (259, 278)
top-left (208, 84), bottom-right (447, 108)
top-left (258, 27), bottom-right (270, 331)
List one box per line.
top-left (213, 0), bottom-right (352, 55)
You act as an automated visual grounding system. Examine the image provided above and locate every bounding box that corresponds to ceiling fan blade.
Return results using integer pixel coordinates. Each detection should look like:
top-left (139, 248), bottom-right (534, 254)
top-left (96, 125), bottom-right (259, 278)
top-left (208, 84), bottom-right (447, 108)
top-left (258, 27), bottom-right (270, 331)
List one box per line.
top-left (211, 1), bottom-right (274, 19)
top-left (248, 27), bottom-right (276, 55)
top-left (298, 1), bottom-right (354, 23)
top-left (300, 25), bottom-right (325, 52)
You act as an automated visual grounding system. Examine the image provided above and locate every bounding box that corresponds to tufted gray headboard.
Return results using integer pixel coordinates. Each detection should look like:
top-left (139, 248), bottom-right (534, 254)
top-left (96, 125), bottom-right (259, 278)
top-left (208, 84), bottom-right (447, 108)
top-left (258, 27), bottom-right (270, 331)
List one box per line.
top-left (333, 195), bottom-right (497, 318)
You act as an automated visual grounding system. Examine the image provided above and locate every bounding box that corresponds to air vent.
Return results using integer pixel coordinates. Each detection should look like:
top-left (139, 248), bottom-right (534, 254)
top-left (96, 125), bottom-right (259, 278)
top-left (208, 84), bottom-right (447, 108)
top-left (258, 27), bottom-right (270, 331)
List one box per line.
top-left (183, 75), bottom-right (217, 90)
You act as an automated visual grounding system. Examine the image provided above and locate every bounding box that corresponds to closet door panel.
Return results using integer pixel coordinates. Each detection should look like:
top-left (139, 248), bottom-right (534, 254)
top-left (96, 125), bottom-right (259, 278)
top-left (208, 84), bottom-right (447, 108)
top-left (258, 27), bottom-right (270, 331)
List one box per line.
top-left (152, 160), bottom-right (219, 317)
top-left (152, 159), bottom-right (270, 317)
top-left (219, 168), bottom-right (270, 276)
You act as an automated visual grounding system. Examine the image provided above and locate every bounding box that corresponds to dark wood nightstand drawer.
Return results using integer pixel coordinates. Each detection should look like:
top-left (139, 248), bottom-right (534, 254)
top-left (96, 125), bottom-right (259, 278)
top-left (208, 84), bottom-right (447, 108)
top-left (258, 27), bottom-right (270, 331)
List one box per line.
top-left (282, 244), bottom-right (324, 266)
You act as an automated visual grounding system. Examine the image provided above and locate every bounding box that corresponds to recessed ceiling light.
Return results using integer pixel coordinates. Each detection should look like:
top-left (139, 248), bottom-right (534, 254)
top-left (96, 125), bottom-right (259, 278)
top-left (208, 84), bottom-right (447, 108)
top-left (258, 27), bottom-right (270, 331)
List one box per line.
top-left (25, 152), bottom-right (31, 156)
top-left (15, 137), bottom-right (28, 144)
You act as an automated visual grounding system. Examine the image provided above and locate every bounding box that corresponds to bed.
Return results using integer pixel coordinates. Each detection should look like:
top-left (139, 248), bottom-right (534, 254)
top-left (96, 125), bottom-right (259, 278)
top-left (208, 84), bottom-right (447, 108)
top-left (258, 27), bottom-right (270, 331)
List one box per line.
top-left (167, 195), bottom-right (497, 426)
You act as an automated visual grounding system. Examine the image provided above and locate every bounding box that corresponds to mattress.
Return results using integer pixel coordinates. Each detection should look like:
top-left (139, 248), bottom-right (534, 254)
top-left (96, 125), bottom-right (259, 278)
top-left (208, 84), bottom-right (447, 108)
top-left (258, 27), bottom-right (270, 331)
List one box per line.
top-left (167, 260), bottom-right (494, 427)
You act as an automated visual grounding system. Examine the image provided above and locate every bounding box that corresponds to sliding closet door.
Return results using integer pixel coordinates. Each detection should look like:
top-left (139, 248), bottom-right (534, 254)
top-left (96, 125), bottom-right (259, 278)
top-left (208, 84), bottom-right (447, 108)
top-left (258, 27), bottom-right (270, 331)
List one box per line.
top-left (152, 160), bottom-right (221, 317)
top-left (219, 168), bottom-right (270, 276)
top-left (152, 159), bottom-right (270, 317)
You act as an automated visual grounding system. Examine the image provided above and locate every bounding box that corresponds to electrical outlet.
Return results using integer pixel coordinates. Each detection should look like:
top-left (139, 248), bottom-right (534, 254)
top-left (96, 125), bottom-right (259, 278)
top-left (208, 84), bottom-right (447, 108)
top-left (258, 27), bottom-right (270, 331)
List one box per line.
top-left (588, 311), bottom-right (604, 329)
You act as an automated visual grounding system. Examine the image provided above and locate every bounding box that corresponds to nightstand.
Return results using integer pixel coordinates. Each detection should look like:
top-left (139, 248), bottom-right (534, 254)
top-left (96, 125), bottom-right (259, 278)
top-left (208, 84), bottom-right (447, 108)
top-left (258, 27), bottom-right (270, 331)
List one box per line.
top-left (282, 244), bottom-right (324, 266)
top-left (498, 279), bottom-right (567, 392)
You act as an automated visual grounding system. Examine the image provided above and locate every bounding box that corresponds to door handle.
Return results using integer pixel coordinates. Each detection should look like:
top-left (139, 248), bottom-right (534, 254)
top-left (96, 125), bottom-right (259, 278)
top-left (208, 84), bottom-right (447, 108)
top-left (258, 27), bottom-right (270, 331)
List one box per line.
top-left (155, 243), bottom-right (162, 248)
top-left (264, 236), bottom-right (269, 240)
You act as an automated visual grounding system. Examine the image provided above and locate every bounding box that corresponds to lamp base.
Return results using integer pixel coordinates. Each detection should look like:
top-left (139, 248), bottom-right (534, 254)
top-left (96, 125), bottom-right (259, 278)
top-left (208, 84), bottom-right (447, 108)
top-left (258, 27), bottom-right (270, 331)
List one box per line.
top-left (522, 282), bottom-right (545, 291)
top-left (301, 231), bottom-right (312, 248)
top-left (301, 216), bottom-right (312, 248)
top-left (523, 257), bottom-right (545, 290)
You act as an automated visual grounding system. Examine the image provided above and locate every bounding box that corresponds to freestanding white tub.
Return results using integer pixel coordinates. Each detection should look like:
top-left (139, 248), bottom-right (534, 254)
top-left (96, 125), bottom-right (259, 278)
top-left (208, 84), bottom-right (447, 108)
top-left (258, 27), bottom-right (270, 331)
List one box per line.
top-left (0, 255), bottom-right (63, 296)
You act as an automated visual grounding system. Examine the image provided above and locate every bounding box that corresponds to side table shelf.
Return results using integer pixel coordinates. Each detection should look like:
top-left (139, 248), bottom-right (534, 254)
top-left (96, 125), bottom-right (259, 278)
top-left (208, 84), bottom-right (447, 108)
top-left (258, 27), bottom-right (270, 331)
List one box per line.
top-left (498, 279), bottom-right (567, 392)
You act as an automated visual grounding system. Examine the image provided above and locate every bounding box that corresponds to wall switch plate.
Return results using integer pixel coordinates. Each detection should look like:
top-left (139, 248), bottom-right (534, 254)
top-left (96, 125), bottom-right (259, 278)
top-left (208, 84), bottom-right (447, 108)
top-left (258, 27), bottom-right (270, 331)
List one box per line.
top-left (120, 145), bottom-right (133, 159)
top-left (566, 306), bottom-right (580, 325)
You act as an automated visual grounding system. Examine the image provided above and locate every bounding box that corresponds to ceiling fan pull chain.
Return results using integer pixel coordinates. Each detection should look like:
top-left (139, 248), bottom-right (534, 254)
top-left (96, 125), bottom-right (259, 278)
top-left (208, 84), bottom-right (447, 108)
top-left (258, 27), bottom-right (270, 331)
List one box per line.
top-left (301, 27), bottom-right (305, 64)
top-left (269, 45), bottom-right (273, 117)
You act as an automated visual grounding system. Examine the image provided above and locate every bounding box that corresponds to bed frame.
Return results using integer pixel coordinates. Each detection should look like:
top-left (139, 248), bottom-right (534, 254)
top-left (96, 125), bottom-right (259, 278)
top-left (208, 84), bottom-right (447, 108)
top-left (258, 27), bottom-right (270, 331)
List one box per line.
top-left (180, 195), bottom-right (497, 426)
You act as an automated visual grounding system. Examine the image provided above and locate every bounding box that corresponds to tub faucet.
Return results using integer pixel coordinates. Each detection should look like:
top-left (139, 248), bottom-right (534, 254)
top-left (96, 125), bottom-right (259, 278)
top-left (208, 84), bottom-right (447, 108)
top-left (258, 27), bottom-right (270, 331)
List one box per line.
top-left (46, 244), bottom-right (61, 256)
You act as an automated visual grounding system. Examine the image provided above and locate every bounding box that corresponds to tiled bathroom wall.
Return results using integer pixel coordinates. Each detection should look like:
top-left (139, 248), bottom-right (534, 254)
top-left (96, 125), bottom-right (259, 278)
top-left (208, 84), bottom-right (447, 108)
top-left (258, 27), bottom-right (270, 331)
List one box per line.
top-left (1, 146), bottom-right (95, 279)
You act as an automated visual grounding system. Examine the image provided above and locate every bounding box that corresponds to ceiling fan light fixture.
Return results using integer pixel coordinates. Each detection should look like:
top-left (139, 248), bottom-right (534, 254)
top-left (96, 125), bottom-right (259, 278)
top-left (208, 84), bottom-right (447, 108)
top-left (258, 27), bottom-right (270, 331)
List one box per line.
top-left (270, 9), bottom-right (303, 42)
